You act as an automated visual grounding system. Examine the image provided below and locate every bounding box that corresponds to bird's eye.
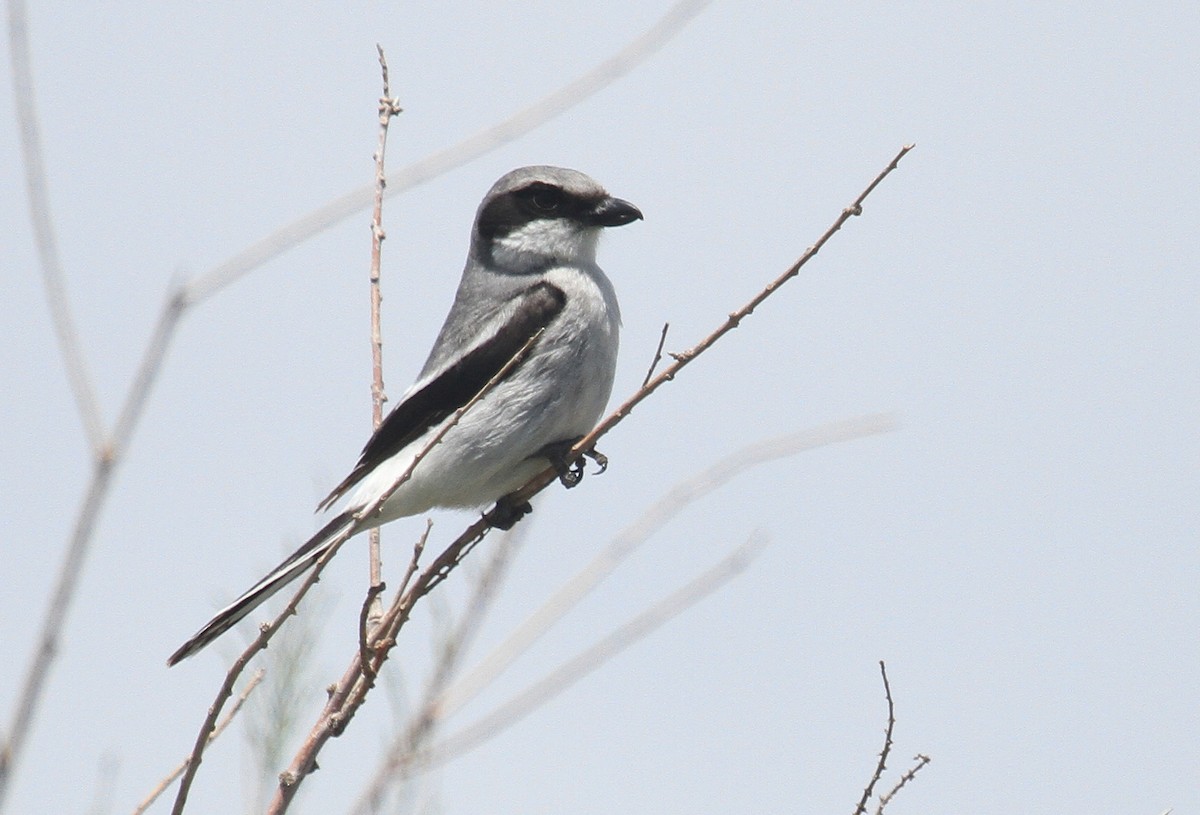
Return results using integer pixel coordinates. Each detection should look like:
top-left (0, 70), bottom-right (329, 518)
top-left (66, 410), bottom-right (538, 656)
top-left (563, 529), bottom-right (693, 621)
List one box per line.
top-left (526, 186), bottom-right (563, 213)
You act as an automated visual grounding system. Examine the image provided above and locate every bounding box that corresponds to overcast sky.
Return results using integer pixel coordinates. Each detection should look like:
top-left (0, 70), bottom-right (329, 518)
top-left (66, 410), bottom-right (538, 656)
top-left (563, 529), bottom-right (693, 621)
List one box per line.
top-left (3, 2), bottom-right (1198, 813)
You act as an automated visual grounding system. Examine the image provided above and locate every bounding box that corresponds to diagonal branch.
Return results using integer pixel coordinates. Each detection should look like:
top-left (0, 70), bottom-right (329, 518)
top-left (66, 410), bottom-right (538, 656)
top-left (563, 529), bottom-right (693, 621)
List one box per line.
top-left (0, 283), bottom-right (187, 811)
top-left (874, 753), bottom-right (931, 815)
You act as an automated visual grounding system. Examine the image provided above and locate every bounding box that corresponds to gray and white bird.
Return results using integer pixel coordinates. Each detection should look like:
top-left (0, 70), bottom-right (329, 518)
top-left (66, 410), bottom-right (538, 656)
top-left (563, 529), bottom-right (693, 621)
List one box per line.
top-left (168, 166), bottom-right (641, 665)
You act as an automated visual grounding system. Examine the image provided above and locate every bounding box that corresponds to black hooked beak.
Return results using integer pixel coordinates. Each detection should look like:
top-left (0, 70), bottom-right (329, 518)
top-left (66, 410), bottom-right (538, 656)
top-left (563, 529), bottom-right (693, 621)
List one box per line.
top-left (584, 196), bottom-right (644, 228)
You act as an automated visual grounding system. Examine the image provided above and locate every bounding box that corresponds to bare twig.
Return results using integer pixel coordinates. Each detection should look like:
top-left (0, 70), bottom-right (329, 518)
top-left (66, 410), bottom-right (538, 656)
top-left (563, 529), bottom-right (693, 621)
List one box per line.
top-left (874, 754), bottom-right (931, 815)
top-left (366, 45), bottom-right (404, 639)
top-left (169, 556), bottom-right (340, 815)
top-left (353, 418), bottom-right (895, 803)
top-left (133, 669), bottom-right (265, 815)
top-left (436, 414), bottom-right (895, 721)
top-left (641, 322), bottom-right (670, 387)
top-left (397, 521), bottom-right (432, 601)
top-left (358, 581), bottom-right (388, 682)
top-left (854, 660), bottom-right (896, 815)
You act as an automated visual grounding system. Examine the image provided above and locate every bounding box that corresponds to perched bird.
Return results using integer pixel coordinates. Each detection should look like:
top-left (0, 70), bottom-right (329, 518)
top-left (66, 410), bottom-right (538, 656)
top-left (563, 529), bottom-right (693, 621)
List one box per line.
top-left (168, 166), bottom-right (641, 665)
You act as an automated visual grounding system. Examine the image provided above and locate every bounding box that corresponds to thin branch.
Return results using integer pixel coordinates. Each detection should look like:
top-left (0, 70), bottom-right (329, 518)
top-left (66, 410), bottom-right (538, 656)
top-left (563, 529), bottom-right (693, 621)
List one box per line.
top-left (397, 521), bottom-right (432, 601)
top-left (132, 669), bottom-right (265, 815)
top-left (171, 505), bottom-right (371, 814)
top-left (435, 414), bottom-right (896, 722)
top-left (854, 661), bottom-right (896, 815)
top-left (641, 322), bottom-right (670, 388)
top-left (419, 532), bottom-right (769, 771)
top-left (109, 286), bottom-right (190, 454)
top-left (367, 45), bottom-right (404, 639)
top-left (7, 0), bottom-right (104, 452)
top-left (181, 0), bottom-right (711, 304)
top-left (874, 754), bottom-right (931, 815)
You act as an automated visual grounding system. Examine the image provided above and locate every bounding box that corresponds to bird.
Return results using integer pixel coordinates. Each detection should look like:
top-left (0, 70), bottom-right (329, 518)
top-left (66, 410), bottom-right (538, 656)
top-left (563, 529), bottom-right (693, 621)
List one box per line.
top-left (168, 166), bottom-right (642, 665)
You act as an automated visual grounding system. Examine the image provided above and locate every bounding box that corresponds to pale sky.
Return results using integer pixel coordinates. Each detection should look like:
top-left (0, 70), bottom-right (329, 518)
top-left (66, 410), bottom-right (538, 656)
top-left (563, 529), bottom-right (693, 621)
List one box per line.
top-left (2, 2), bottom-right (1198, 813)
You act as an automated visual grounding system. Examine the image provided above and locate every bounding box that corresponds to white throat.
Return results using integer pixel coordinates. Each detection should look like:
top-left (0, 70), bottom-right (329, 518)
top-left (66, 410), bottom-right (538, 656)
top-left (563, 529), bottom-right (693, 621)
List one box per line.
top-left (491, 220), bottom-right (601, 271)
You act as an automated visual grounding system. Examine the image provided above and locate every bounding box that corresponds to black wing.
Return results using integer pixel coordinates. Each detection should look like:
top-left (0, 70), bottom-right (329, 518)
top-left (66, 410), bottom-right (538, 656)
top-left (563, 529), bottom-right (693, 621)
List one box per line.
top-left (317, 281), bottom-right (566, 511)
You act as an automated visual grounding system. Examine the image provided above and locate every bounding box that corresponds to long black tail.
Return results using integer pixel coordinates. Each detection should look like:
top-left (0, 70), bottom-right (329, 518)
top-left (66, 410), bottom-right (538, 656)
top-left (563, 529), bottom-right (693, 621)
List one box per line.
top-left (167, 511), bottom-right (358, 666)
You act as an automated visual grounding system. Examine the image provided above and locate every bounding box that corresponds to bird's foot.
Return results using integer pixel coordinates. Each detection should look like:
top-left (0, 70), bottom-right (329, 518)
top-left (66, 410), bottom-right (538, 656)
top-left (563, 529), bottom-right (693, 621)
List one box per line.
top-left (539, 438), bottom-right (609, 488)
top-left (539, 439), bottom-right (585, 488)
top-left (484, 494), bottom-right (532, 530)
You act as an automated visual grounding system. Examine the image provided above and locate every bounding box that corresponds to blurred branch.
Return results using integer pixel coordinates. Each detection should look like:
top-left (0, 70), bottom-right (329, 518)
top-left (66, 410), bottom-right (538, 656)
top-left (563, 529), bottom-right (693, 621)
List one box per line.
top-left (132, 669), bottom-right (265, 815)
top-left (182, 0), bottom-right (711, 304)
top-left (84, 753), bottom-right (119, 815)
top-left (0, 3), bottom-right (115, 803)
top-left (0, 283), bottom-right (188, 812)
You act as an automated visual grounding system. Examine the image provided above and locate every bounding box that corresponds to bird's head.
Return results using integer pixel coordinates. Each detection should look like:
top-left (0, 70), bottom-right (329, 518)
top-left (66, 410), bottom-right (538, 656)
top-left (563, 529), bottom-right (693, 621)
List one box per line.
top-left (472, 166), bottom-right (642, 272)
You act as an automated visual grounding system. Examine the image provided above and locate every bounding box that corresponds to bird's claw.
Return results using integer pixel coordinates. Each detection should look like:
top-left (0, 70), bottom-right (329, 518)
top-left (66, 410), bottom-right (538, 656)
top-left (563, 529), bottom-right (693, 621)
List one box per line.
top-left (539, 439), bottom-right (610, 489)
top-left (583, 447), bottom-right (608, 475)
